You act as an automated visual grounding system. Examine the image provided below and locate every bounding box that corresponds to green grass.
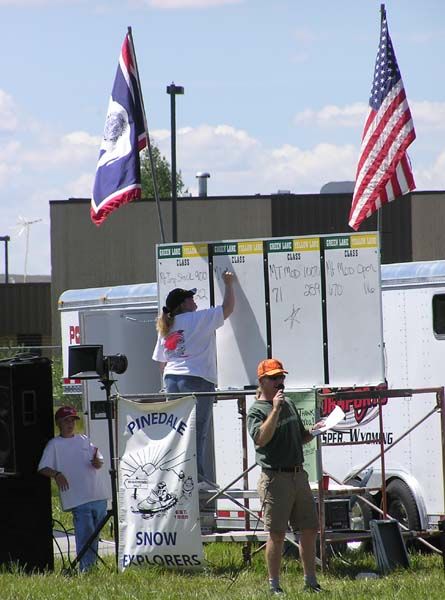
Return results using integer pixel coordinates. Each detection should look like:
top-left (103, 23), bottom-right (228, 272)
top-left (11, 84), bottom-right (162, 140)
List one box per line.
top-left (0, 546), bottom-right (443, 599)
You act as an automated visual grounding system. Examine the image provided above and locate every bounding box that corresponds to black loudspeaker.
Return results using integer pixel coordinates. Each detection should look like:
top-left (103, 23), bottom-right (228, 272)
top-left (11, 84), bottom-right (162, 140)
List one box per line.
top-left (0, 355), bottom-right (54, 572)
top-left (68, 344), bottom-right (103, 379)
top-left (370, 519), bottom-right (410, 574)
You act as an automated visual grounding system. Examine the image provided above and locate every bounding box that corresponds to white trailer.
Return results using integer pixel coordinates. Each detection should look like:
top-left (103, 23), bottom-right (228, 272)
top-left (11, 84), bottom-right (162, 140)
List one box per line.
top-left (322, 260), bottom-right (445, 533)
top-left (59, 259), bottom-right (445, 534)
top-left (59, 283), bottom-right (160, 498)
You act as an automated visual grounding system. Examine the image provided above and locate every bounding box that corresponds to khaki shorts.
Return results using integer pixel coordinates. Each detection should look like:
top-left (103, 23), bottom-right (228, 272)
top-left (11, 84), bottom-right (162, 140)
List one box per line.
top-left (258, 469), bottom-right (318, 532)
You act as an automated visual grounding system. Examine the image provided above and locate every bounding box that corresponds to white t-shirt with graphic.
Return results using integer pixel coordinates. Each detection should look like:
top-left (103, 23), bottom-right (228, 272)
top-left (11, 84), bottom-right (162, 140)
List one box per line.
top-left (38, 434), bottom-right (109, 511)
top-left (152, 306), bottom-right (224, 384)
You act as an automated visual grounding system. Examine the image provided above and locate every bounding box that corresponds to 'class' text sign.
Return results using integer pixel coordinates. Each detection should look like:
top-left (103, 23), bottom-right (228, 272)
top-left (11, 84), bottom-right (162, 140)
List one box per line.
top-left (323, 233), bottom-right (383, 387)
top-left (267, 237), bottom-right (325, 387)
top-left (157, 244), bottom-right (211, 311)
top-left (211, 240), bottom-right (268, 388)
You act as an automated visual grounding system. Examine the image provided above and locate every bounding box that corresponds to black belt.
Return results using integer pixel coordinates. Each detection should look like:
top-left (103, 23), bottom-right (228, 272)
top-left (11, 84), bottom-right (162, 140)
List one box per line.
top-left (264, 465), bottom-right (304, 473)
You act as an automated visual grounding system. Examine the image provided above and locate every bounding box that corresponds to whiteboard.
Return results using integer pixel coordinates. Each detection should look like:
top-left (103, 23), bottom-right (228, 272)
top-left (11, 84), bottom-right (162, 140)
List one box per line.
top-left (323, 233), bottom-right (384, 386)
top-left (266, 237), bottom-right (325, 388)
top-left (156, 232), bottom-right (384, 390)
top-left (156, 243), bottom-right (211, 310)
top-left (211, 240), bottom-right (268, 388)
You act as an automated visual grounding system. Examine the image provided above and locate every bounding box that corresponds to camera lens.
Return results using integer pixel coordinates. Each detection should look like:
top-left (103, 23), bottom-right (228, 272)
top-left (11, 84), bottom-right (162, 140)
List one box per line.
top-left (108, 354), bottom-right (128, 375)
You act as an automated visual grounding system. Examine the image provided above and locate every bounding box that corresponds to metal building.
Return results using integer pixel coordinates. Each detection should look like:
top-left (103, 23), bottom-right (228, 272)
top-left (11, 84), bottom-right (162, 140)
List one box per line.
top-left (0, 283), bottom-right (52, 352)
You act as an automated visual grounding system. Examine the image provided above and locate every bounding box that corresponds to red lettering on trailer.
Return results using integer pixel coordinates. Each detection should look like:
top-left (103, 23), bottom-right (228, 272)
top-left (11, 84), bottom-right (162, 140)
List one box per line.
top-left (321, 385), bottom-right (388, 424)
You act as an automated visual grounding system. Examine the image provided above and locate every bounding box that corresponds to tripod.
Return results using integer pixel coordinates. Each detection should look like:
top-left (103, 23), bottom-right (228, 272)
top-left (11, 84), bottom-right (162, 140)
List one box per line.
top-left (68, 361), bottom-right (119, 572)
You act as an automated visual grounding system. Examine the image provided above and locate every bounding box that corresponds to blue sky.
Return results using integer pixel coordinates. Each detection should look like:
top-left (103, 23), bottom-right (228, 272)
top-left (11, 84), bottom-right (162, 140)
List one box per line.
top-left (1, 0), bottom-right (444, 276)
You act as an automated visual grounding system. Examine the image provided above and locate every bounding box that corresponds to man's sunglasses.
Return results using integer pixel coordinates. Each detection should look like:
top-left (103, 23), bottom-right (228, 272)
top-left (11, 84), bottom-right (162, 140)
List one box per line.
top-left (267, 374), bottom-right (285, 381)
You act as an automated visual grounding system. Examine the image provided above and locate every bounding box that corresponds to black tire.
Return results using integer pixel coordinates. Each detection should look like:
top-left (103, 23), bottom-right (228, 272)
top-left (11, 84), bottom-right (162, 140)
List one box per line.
top-left (348, 495), bottom-right (375, 551)
top-left (351, 495), bottom-right (374, 531)
top-left (386, 479), bottom-right (421, 531)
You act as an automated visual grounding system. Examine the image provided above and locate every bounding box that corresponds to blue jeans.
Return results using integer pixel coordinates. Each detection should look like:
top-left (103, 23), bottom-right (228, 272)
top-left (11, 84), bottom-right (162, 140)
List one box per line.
top-left (72, 499), bottom-right (107, 572)
top-left (164, 374), bottom-right (215, 482)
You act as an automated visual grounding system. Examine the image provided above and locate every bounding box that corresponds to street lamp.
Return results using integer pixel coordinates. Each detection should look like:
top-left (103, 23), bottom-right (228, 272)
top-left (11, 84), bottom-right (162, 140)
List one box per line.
top-left (0, 236), bottom-right (10, 284)
top-left (166, 82), bottom-right (184, 243)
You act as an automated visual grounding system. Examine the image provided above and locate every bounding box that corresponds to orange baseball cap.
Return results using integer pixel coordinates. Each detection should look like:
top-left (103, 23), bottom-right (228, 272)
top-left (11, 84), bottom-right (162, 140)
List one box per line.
top-left (257, 358), bottom-right (288, 379)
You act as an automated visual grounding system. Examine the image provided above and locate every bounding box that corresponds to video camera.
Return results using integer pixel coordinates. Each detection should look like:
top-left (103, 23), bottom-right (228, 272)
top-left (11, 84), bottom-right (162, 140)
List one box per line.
top-left (68, 344), bottom-right (128, 380)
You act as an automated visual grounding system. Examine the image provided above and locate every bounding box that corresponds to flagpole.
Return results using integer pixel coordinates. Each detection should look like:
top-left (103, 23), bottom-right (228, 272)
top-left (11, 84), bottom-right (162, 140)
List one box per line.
top-left (127, 26), bottom-right (166, 244)
top-left (349, 2), bottom-right (415, 231)
top-left (376, 4), bottom-right (385, 241)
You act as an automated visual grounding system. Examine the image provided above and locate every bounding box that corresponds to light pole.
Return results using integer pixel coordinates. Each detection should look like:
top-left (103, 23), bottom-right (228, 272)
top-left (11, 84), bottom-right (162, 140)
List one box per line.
top-left (0, 236), bottom-right (10, 284)
top-left (166, 82), bottom-right (184, 243)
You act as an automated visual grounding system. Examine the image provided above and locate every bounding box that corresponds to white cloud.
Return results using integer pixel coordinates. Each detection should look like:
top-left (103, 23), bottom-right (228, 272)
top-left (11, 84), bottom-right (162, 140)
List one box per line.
top-left (2, 113), bottom-right (445, 276)
top-left (263, 142), bottom-right (357, 193)
top-left (0, 140), bottom-right (22, 184)
top-left (0, 90), bottom-right (19, 132)
top-left (410, 101), bottom-right (445, 130)
top-left (0, 163), bottom-right (11, 186)
top-left (294, 103), bottom-right (367, 128)
top-left (21, 130), bottom-right (99, 169)
top-left (294, 100), bottom-right (445, 132)
top-left (0, 162), bottom-right (21, 186)
top-left (155, 122), bottom-right (445, 197)
top-left (0, 103), bottom-right (99, 274)
top-left (0, 139), bottom-right (21, 161)
top-left (177, 123), bottom-right (260, 173)
top-left (415, 151), bottom-right (445, 190)
top-left (151, 128), bottom-right (171, 143)
top-left (168, 124), bottom-right (357, 195)
top-left (63, 131), bottom-right (100, 146)
top-left (63, 172), bottom-right (95, 198)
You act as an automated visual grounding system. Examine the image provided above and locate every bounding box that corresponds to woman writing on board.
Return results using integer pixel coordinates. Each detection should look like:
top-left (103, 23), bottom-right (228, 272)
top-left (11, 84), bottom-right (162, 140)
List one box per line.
top-left (152, 270), bottom-right (235, 486)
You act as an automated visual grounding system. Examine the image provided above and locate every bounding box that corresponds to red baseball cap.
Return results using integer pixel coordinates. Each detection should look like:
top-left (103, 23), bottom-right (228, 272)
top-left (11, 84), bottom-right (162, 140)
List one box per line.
top-left (257, 358), bottom-right (288, 380)
top-left (55, 406), bottom-right (80, 422)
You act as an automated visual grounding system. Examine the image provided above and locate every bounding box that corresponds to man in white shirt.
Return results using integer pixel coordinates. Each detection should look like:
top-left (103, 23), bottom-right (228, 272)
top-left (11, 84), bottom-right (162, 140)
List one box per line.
top-left (38, 405), bottom-right (109, 572)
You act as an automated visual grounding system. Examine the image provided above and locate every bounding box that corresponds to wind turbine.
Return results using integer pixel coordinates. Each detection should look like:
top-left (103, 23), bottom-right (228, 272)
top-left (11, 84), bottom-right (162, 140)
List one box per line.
top-left (15, 216), bottom-right (43, 283)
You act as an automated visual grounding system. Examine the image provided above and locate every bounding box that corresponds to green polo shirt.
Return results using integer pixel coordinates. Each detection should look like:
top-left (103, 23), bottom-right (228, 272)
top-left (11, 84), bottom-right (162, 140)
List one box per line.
top-left (247, 398), bottom-right (306, 469)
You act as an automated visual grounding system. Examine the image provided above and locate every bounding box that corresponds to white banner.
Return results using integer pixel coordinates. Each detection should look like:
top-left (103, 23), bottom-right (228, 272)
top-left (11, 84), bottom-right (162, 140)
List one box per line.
top-left (117, 395), bottom-right (204, 571)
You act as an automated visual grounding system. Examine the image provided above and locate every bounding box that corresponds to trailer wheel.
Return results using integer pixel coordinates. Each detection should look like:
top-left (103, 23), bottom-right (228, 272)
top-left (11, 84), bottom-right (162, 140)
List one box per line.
top-left (386, 479), bottom-right (421, 531)
top-left (348, 495), bottom-right (375, 551)
top-left (351, 496), bottom-right (374, 531)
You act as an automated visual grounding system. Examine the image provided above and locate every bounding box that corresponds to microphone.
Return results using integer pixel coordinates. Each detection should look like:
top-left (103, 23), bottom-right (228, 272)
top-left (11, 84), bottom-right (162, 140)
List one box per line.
top-left (276, 382), bottom-right (285, 410)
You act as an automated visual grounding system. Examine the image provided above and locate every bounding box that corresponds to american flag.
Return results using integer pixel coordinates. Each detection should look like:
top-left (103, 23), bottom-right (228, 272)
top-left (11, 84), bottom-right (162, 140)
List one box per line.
top-left (349, 6), bottom-right (416, 231)
top-left (91, 32), bottom-right (148, 226)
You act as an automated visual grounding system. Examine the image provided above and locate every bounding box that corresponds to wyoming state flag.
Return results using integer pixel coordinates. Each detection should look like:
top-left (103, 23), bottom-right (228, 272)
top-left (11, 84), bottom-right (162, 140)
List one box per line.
top-left (91, 33), bottom-right (148, 226)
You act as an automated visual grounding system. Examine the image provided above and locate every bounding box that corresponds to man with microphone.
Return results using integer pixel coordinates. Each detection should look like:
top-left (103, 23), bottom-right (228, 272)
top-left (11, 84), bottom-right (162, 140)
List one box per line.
top-left (247, 359), bottom-right (324, 594)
